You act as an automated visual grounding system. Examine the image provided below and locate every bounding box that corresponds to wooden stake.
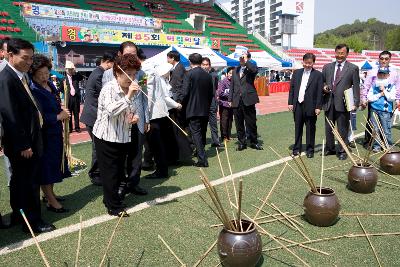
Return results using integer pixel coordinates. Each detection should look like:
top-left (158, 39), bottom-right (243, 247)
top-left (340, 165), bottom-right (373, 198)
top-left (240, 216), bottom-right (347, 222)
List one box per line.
top-left (269, 146), bottom-right (308, 184)
top-left (270, 203), bottom-right (310, 241)
top-left (341, 212), bottom-right (400, 217)
top-left (99, 211), bottom-right (126, 267)
top-left (19, 209), bottom-right (51, 267)
top-left (117, 65), bottom-right (188, 136)
top-left (193, 239), bottom-right (218, 267)
top-left (197, 193), bottom-right (224, 223)
top-left (265, 232), bottom-right (400, 252)
top-left (320, 139), bottom-right (325, 194)
top-left (251, 204), bottom-right (298, 231)
top-left (215, 147), bottom-right (237, 229)
top-left (374, 165), bottom-right (400, 183)
top-left (349, 119), bottom-right (360, 158)
top-left (324, 161), bottom-right (352, 171)
top-left (379, 179), bottom-right (400, 187)
top-left (224, 139), bottom-right (238, 209)
top-left (274, 236), bottom-right (330, 256)
top-left (326, 118), bottom-right (358, 165)
top-left (372, 112), bottom-right (389, 150)
top-left (158, 235), bottom-right (186, 266)
top-left (248, 163), bottom-right (287, 231)
top-left (356, 216), bottom-right (382, 267)
top-left (75, 215), bottom-right (83, 267)
top-left (237, 179), bottom-right (243, 232)
top-left (257, 214), bottom-right (302, 225)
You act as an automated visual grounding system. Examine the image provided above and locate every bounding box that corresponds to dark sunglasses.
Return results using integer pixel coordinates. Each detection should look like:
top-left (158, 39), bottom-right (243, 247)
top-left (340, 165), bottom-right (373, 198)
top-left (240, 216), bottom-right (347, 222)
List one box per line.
top-left (379, 57), bottom-right (390, 61)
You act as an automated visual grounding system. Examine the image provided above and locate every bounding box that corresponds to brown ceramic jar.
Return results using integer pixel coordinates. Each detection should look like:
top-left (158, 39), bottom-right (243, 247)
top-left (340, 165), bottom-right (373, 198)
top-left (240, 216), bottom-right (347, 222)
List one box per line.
top-left (348, 164), bottom-right (378, 193)
top-left (380, 151), bottom-right (400, 175)
top-left (217, 220), bottom-right (262, 267)
top-left (303, 187), bottom-right (340, 227)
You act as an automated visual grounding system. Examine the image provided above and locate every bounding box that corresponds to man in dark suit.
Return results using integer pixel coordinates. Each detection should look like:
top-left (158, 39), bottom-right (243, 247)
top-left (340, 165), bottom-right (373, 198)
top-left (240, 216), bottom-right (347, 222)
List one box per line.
top-left (0, 38), bottom-right (55, 233)
top-left (229, 52), bottom-right (263, 151)
top-left (80, 52), bottom-right (115, 186)
top-left (167, 50), bottom-right (192, 162)
top-left (167, 50), bottom-right (186, 103)
top-left (182, 53), bottom-right (213, 167)
top-left (322, 44), bottom-right (360, 160)
top-left (64, 61), bottom-right (83, 133)
top-left (288, 53), bottom-right (323, 158)
top-left (201, 57), bottom-right (221, 147)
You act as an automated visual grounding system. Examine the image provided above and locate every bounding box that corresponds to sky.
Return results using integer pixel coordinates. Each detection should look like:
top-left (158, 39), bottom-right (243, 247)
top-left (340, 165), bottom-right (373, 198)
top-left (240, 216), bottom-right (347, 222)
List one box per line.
top-left (314, 0), bottom-right (400, 33)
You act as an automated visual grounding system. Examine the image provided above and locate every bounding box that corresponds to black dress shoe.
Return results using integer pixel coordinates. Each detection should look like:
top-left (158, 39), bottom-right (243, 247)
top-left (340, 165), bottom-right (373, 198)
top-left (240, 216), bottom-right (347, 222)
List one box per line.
top-left (42, 196), bottom-right (66, 203)
top-left (323, 150), bottom-right (336, 156)
top-left (211, 143), bottom-right (222, 148)
top-left (292, 151), bottom-right (300, 156)
top-left (107, 209), bottom-right (129, 217)
top-left (338, 153), bottom-right (347, 160)
top-left (145, 172), bottom-right (168, 179)
top-left (194, 162), bottom-right (209, 167)
top-left (90, 176), bottom-right (102, 186)
top-left (306, 153), bottom-right (314, 158)
top-left (0, 214), bottom-right (10, 229)
top-left (130, 185), bottom-right (148, 195)
top-left (348, 141), bottom-right (356, 148)
top-left (75, 128), bottom-right (81, 133)
top-left (47, 204), bottom-right (69, 213)
top-left (142, 163), bottom-right (155, 171)
top-left (250, 143), bottom-right (263, 150)
top-left (24, 221), bottom-right (56, 234)
top-left (237, 144), bottom-right (247, 151)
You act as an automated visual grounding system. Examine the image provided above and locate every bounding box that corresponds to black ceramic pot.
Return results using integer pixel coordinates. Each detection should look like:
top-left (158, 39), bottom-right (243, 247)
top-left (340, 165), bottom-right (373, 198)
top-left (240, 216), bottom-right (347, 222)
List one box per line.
top-left (303, 187), bottom-right (340, 227)
top-left (217, 220), bottom-right (262, 267)
top-left (380, 151), bottom-right (400, 175)
top-left (348, 164), bottom-right (378, 193)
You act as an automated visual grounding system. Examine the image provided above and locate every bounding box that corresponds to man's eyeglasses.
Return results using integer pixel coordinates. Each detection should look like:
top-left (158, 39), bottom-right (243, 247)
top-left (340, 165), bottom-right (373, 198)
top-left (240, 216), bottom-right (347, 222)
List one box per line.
top-left (379, 57), bottom-right (390, 61)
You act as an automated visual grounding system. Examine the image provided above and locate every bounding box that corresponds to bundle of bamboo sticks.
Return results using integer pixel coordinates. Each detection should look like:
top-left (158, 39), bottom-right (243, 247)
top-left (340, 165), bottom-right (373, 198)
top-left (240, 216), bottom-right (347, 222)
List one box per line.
top-left (199, 169), bottom-right (241, 232)
top-left (290, 154), bottom-right (318, 193)
top-left (61, 80), bottom-right (86, 172)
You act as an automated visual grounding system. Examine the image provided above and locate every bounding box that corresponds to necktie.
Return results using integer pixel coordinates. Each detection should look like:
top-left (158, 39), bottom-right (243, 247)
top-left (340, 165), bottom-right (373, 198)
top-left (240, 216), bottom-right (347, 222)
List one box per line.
top-left (298, 71), bottom-right (309, 103)
top-left (333, 63), bottom-right (341, 91)
top-left (68, 75), bottom-right (75, 96)
top-left (22, 77), bottom-right (43, 128)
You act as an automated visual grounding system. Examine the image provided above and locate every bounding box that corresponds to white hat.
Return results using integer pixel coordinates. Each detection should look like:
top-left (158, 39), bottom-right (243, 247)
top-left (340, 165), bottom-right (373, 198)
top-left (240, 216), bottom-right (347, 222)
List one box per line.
top-left (65, 60), bottom-right (75, 69)
top-left (51, 74), bottom-right (57, 78)
top-left (155, 63), bottom-right (173, 77)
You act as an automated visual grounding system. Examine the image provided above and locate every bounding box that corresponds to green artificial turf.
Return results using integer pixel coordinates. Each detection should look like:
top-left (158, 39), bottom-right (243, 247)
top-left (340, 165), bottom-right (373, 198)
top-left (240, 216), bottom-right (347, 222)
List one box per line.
top-left (1, 110), bottom-right (400, 266)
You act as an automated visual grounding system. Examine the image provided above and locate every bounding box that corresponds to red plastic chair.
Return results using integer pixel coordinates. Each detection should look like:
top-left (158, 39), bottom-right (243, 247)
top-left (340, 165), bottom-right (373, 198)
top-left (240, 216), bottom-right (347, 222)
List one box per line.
top-left (6, 26), bottom-right (14, 32)
top-left (2, 12), bottom-right (9, 17)
top-left (8, 20), bottom-right (15, 24)
top-left (0, 26), bottom-right (7, 31)
top-left (13, 27), bottom-right (21, 32)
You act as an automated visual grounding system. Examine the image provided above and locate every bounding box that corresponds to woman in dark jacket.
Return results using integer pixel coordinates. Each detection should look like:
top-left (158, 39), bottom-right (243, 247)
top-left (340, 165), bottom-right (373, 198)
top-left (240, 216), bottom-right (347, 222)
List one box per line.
top-left (30, 54), bottom-right (71, 213)
top-left (216, 67), bottom-right (234, 141)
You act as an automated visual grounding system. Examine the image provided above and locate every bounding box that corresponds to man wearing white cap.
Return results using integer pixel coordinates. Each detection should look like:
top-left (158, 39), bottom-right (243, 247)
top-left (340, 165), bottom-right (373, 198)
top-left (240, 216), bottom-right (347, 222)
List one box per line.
top-left (64, 60), bottom-right (83, 132)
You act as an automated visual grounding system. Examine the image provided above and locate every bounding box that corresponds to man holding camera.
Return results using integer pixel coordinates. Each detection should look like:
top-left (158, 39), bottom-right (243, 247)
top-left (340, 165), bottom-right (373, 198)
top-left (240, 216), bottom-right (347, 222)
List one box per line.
top-left (229, 52), bottom-right (263, 151)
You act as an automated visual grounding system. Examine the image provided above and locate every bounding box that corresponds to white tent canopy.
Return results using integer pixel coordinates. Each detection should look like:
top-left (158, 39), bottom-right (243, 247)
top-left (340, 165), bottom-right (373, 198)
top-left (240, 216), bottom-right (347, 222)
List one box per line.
top-left (143, 46), bottom-right (239, 70)
top-left (228, 51), bottom-right (282, 69)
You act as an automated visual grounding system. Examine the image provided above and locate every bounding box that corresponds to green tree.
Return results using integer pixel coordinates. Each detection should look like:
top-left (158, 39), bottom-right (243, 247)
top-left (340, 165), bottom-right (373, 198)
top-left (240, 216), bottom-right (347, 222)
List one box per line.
top-left (386, 28), bottom-right (400, 50)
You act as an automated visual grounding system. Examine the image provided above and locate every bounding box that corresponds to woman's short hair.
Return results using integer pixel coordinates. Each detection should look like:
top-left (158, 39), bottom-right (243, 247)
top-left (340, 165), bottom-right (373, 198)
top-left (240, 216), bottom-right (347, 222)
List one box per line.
top-left (113, 54), bottom-right (141, 78)
top-left (30, 54), bottom-right (52, 75)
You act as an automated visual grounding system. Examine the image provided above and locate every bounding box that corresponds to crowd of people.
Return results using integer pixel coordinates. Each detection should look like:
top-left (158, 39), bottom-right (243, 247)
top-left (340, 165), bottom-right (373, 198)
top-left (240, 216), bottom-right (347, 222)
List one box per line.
top-left (1, 37), bottom-right (399, 234)
top-left (0, 39), bottom-right (264, 232)
top-left (288, 44), bottom-right (400, 161)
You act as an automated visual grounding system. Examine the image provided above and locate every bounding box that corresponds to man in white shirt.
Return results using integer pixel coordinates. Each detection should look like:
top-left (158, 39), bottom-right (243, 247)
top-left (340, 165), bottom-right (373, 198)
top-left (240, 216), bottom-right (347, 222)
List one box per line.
top-left (288, 53), bottom-right (324, 158)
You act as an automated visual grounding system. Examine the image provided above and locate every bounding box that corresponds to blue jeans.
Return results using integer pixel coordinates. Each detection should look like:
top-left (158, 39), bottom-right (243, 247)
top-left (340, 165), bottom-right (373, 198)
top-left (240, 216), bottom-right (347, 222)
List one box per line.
top-left (350, 111), bottom-right (357, 130)
top-left (371, 109), bottom-right (393, 150)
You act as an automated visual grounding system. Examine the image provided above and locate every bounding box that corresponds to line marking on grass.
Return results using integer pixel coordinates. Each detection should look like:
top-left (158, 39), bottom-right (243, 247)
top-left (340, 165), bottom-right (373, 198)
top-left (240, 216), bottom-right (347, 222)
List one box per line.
top-left (0, 154), bottom-right (293, 256)
top-left (0, 131), bottom-right (365, 256)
